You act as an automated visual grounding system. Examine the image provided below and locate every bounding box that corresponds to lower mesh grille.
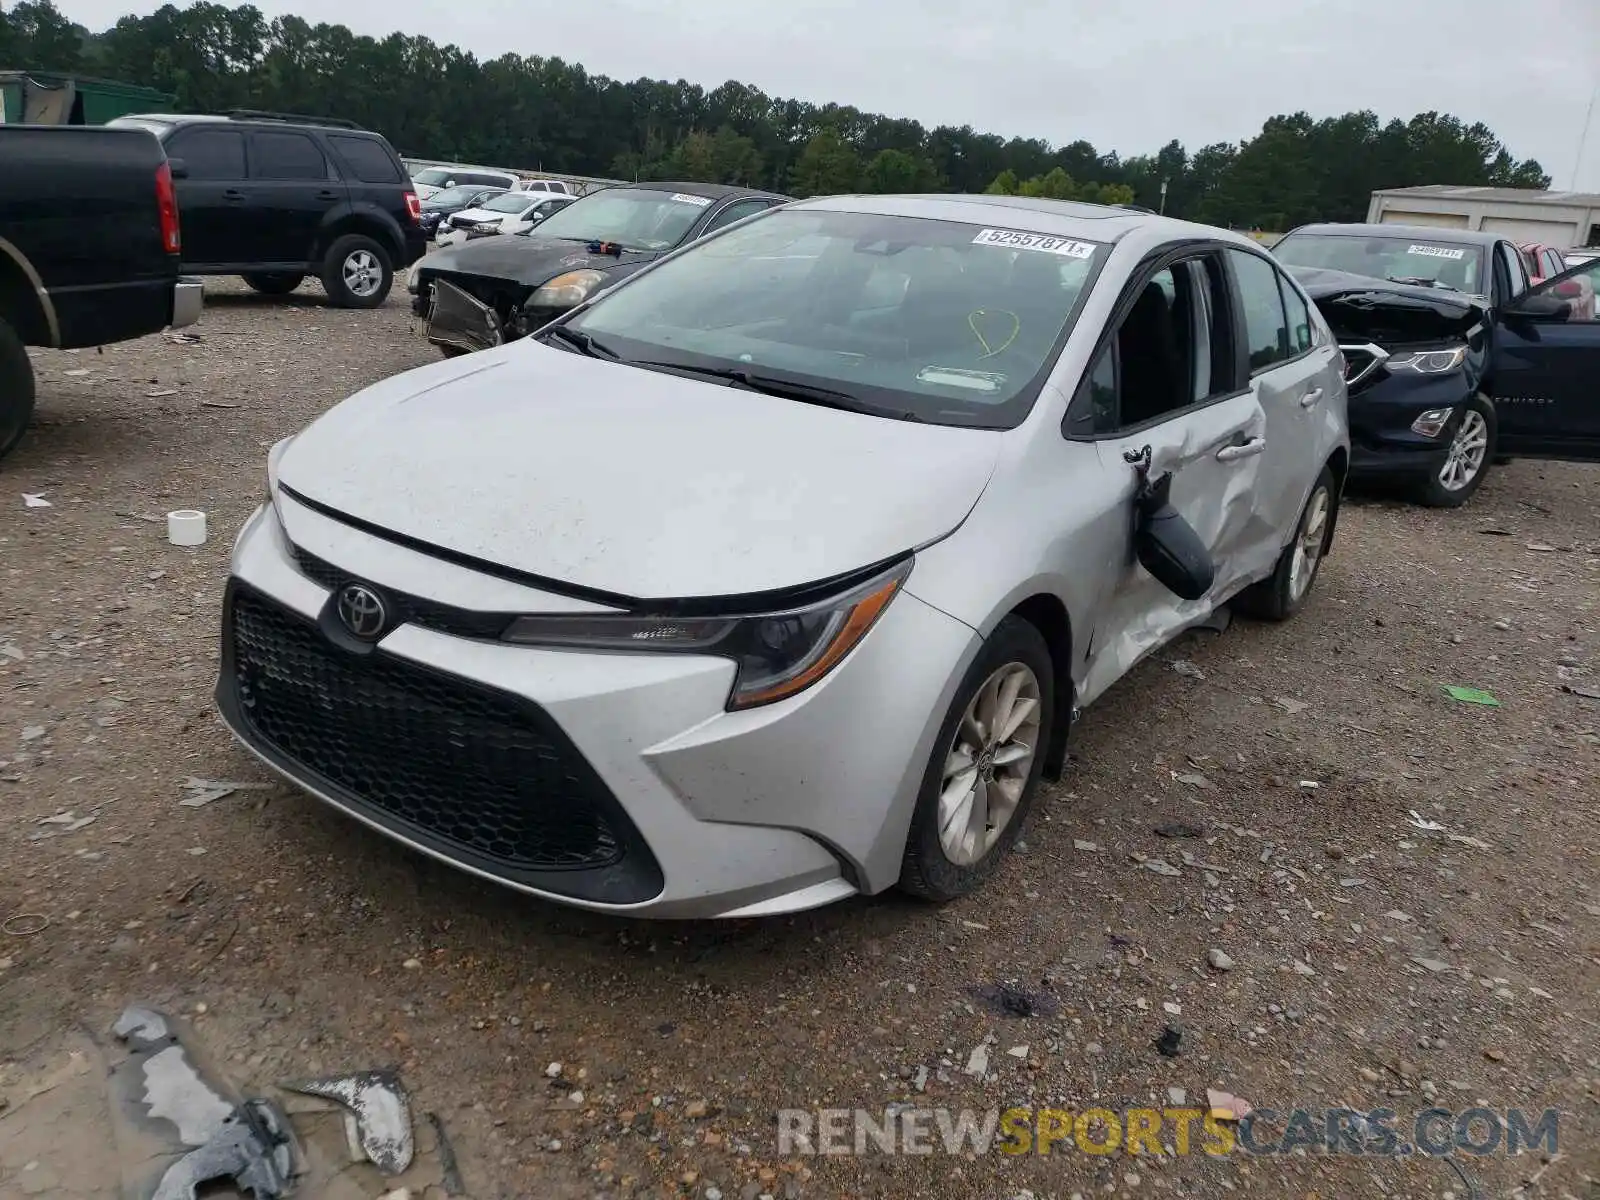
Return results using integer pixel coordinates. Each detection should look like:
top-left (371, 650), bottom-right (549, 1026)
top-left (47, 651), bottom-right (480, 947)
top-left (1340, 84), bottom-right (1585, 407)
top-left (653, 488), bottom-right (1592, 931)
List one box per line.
top-left (224, 585), bottom-right (661, 897)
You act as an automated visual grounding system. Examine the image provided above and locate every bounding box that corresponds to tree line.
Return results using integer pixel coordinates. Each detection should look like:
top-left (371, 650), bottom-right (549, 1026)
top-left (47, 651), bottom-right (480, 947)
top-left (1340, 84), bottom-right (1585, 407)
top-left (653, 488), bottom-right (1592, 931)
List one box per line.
top-left (1, 0), bottom-right (1552, 228)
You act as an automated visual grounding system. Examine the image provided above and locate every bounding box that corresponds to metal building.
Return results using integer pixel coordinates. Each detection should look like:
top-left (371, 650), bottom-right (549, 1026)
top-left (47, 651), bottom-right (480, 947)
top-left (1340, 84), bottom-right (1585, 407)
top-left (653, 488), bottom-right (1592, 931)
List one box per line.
top-left (1366, 185), bottom-right (1600, 249)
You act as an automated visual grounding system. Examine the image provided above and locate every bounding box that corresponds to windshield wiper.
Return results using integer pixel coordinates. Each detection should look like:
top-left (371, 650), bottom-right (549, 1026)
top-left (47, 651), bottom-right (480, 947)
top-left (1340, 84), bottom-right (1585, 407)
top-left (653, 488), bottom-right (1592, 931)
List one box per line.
top-left (630, 361), bottom-right (921, 420)
top-left (1387, 275), bottom-right (1458, 291)
top-left (538, 325), bottom-right (621, 359)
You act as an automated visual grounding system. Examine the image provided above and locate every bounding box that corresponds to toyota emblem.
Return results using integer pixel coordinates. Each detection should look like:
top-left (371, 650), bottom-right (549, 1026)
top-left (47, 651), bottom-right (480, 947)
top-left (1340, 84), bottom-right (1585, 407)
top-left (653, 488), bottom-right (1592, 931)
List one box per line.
top-left (337, 583), bottom-right (388, 640)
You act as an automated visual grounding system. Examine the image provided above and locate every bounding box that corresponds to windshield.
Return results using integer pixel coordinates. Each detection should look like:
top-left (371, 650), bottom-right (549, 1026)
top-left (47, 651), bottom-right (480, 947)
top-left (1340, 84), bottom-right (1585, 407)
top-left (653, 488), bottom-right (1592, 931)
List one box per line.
top-left (426, 185), bottom-right (493, 207)
top-left (562, 207), bottom-right (1106, 429)
top-left (525, 188), bottom-right (712, 250)
top-left (481, 192), bottom-right (537, 214)
top-left (1274, 233), bottom-right (1485, 293)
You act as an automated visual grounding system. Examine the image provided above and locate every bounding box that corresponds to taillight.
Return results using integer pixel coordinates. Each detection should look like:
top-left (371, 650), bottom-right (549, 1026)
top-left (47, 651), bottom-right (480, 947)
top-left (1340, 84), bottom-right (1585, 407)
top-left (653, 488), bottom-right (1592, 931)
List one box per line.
top-left (404, 191), bottom-right (421, 223)
top-left (155, 160), bottom-right (181, 254)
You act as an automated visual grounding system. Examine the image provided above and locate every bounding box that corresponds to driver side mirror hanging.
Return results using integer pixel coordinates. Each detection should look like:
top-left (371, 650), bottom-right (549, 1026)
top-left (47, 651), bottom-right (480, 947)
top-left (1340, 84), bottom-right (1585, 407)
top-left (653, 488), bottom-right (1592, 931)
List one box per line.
top-left (1124, 445), bottom-right (1215, 601)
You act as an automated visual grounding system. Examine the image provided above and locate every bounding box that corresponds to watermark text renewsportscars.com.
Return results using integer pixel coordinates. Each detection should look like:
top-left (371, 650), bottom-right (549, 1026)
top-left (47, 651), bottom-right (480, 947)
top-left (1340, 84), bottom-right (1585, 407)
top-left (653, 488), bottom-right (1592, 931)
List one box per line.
top-left (776, 1106), bottom-right (1560, 1158)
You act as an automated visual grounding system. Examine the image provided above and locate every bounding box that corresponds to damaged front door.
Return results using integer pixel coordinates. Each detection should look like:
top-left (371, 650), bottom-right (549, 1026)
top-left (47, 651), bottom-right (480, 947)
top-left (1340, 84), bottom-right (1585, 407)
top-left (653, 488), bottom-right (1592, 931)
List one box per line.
top-left (427, 278), bottom-right (505, 355)
top-left (1064, 248), bottom-right (1269, 702)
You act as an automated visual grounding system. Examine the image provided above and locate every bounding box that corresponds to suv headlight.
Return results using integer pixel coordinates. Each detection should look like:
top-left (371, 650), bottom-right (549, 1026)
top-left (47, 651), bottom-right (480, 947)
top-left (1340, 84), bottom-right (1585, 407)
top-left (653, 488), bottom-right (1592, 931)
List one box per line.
top-left (502, 559), bottom-right (911, 709)
top-left (531, 269), bottom-right (605, 308)
top-left (1387, 346), bottom-right (1468, 374)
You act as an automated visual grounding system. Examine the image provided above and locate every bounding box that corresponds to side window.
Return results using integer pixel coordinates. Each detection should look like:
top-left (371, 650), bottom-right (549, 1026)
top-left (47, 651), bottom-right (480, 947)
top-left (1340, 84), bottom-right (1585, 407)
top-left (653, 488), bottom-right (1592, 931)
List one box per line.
top-left (1228, 249), bottom-right (1291, 374)
top-left (329, 135), bottom-right (402, 184)
top-left (702, 199), bottom-right (772, 236)
top-left (169, 128), bottom-right (246, 181)
top-left (1277, 270), bottom-right (1315, 354)
top-left (1531, 258), bottom-right (1599, 324)
top-left (1070, 251), bottom-right (1236, 434)
top-left (1498, 242), bottom-right (1529, 300)
top-left (251, 131), bottom-right (329, 181)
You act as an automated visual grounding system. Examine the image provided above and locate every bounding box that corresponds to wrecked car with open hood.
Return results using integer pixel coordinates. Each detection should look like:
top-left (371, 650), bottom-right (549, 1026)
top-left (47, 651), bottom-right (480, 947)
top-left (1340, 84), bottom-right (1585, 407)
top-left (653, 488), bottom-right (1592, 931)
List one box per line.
top-left (1275, 222), bottom-right (1600, 505)
top-left (221, 194), bottom-right (1349, 919)
top-left (407, 181), bottom-right (788, 356)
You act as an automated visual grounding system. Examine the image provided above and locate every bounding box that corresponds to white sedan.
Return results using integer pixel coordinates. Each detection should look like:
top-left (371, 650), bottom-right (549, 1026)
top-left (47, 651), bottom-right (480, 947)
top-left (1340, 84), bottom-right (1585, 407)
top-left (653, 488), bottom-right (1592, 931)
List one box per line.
top-left (435, 194), bottom-right (576, 245)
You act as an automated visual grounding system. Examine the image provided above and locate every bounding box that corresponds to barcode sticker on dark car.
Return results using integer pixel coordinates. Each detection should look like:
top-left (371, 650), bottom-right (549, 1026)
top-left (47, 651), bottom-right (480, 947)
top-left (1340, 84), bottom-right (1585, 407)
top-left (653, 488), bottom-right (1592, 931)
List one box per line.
top-left (1406, 244), bottom-right (1466, 260)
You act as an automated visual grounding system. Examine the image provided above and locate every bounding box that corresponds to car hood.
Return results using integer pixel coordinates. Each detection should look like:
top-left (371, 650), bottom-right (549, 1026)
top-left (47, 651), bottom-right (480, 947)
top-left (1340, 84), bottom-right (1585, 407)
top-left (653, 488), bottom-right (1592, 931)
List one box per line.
top-left (275, 343), bottom-right (1000, 602)
top-left (1287, 266), bottom-right (1488, 345)
top-left (418, 234), bottom-right (659, 287)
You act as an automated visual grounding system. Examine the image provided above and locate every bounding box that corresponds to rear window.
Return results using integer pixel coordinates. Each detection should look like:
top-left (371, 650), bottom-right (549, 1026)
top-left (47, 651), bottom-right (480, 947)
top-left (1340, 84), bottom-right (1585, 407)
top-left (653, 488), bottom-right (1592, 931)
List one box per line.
top-left (331, 135), bottom-right (404, 184)
top-left (250, 131), bottom-right (328, 181)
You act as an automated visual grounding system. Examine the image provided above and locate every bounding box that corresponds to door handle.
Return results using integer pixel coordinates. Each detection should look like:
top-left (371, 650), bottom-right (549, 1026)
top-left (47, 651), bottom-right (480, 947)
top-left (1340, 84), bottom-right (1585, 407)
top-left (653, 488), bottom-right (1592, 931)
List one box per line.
top-left (316, 190), bottom-right (339, 200)
top-left (222, 189), bottom-right (246, 201)
top-left (1215, 436), bottom-right (1267, 463)
top-left (1299, 387), bottom-right (1324, 409)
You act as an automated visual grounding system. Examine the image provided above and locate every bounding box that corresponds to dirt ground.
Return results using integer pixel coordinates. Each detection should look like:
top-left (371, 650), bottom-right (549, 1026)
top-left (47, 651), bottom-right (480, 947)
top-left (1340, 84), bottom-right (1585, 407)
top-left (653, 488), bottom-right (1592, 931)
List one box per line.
top-left (1, 277), bottom-right (1597, 1200)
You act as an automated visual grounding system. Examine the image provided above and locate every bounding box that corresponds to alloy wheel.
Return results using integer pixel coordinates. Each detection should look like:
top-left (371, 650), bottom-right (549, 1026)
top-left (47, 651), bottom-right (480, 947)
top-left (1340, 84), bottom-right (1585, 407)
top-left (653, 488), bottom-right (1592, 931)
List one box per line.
top-left (1288, 485), bottom-right (1330, 602)
top-left (343, 250), bottom-right (383, 298)
top-left (937, 662), bottom-right (1042, 866)
top-left (1439, 410), bottom-right (1489, 492)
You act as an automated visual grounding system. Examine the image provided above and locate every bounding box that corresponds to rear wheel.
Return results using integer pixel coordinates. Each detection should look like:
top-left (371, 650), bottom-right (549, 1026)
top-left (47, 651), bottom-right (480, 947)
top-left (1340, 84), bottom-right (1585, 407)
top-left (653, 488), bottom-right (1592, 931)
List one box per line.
top-left (0, 317), bottom-right (36, 463)
top-left (320, 234), bottom-right (393, 309)
top-left (1416, 395), bottom-right (1496, 508)
top-left (241, 272), bottom-right (305, 296)
top-left (1233, 466), bottom-right (1337, 622)
top-left (899, 616), bottom-right (1055, 902)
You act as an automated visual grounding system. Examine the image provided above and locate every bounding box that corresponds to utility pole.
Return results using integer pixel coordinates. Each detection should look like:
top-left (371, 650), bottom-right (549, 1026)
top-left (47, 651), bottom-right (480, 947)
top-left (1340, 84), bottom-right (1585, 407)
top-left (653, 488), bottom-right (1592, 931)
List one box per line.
top-left (1574, 85), bottom-right (1598, 191)
top-left (1159, 178), bottom-right (1169, 215)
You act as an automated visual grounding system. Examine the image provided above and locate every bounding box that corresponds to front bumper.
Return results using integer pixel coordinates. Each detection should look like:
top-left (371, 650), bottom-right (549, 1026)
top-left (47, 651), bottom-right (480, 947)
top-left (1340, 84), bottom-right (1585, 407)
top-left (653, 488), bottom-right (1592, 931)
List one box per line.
top-left (214, 497), bottom-right (978, 918)
top-left (1346, 372), bottom-right (1471, 483)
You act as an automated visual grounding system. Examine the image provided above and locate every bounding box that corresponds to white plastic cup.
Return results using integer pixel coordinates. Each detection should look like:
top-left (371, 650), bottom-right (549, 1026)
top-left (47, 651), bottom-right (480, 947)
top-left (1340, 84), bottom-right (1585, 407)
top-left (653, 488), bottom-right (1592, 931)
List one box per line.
top-left (167, 509), bottom-right (207, 547)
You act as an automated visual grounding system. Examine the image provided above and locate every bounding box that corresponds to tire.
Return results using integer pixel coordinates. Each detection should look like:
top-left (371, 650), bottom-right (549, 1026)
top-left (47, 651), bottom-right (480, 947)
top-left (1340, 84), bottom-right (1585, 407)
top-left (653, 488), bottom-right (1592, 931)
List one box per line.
top-left (242, 272), bottom-right (305, 296)
top-left (0, 317), bottom-right (36, 464)
top-left (1415, 394), bottom-right (1496, 508)
top-left (1232, 465), bottom-right (1337, 622)
top-left (899, 616), bottom-right (1055, 902)
top-left (320, 234), bottom-right (393, 309)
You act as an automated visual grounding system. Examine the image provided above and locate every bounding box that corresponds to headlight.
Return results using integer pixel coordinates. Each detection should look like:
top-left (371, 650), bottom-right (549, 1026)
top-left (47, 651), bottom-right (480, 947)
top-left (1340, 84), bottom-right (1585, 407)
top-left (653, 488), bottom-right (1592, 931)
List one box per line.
top-left (502, 559), bottom-right (911, 710)
top-left (1410, 407), bottom-right (1455, 438)
top-left (531, 269), bottom-right (605, 309)
top-left (1387, 346), bottom-right (1467, 374)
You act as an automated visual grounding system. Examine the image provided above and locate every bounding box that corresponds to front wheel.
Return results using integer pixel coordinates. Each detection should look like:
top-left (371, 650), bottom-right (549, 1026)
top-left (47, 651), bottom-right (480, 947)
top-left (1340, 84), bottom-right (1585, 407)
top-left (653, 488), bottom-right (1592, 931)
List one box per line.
top-left (320, 234), bottom-right (393, 309)
top-left (1233, 465), bottom-right (1337, 622)
top-left (0, 317), bottom-right (36, 463)
top-left (242, 272), bottom-right (305, 296)
top-left (899, 616), bottom-right (1055, 902)
top-left (1416, 395), bottom-right (1496, 508)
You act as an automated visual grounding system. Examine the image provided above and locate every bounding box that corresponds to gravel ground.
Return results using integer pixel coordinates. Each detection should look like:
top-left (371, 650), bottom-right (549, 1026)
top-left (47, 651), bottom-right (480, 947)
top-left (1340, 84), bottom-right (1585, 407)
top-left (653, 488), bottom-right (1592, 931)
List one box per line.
top-left (1, 277), bottom-right (1597, 1200)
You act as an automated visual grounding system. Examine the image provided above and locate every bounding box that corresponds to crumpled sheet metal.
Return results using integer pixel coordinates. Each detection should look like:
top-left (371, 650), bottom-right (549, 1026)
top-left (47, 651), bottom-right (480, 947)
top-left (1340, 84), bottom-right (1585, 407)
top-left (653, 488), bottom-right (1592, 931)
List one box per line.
top-left (112, 1004), bottom-right (296, 1199)
top-left (426, 278), bottom-right (504, 353)
top-left (284, 1070), bottom-right (415, 1175)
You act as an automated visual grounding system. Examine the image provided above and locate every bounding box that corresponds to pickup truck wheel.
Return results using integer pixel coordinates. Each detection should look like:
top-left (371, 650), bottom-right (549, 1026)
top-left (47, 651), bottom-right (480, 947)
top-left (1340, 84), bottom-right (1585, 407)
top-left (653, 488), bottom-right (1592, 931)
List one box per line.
top-left (0, 318), bottom-right (36, 463)
top-left (242, 272), bottom-right (305, 296)
top-left (321, 235), bottom-right (392, 309)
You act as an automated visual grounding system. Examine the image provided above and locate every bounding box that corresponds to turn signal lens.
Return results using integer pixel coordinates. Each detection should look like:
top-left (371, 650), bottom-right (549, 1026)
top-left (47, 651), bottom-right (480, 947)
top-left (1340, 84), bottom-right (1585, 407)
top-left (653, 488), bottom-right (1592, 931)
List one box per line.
top-left (1410, 407), bottom-right (1454, 438)
top-left (503, 559), bottom-right (913, 710)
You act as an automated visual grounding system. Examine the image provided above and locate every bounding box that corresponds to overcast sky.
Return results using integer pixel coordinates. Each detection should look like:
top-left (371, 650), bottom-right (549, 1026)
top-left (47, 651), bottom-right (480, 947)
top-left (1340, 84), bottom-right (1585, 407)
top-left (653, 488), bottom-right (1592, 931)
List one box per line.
top-left (62, 0), bottom-right (1600, 190)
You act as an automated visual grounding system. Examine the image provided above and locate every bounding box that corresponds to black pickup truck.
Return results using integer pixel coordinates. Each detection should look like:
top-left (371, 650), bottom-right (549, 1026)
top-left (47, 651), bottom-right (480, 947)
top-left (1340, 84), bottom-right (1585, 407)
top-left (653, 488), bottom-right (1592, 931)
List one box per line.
top-left (0, 124), bottom-right (202, 462)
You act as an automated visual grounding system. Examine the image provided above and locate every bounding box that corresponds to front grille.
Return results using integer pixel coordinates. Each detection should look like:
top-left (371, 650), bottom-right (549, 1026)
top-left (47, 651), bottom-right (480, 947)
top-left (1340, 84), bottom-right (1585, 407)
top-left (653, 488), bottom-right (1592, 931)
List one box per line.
top-left (289, 543), bottom-right (511, 640)
top-left (225, 585), bottom-right (662, 897)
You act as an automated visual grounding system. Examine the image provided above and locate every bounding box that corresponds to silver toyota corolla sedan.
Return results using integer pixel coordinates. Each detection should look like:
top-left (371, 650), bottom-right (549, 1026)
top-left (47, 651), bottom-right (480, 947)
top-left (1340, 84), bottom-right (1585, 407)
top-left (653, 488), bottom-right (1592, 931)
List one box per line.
top-left (218, 194), bottom-right (1349, 918)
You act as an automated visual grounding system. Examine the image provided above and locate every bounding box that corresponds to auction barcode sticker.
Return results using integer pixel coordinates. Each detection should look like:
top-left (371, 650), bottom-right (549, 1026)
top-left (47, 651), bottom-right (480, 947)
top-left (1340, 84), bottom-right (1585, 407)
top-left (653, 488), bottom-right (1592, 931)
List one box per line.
top-left (972, 229), bottom-right (1096, 258)
top-left (1406, 244), bottom-right (1466, 260)
top-left (671, 193), bottom-right (713, 207)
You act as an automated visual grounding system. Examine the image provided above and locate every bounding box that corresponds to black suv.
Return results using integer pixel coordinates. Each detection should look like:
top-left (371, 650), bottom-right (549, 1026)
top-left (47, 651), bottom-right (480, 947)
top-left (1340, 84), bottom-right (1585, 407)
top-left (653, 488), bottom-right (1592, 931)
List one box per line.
top-left (107, 110), bottom-right (427, 308)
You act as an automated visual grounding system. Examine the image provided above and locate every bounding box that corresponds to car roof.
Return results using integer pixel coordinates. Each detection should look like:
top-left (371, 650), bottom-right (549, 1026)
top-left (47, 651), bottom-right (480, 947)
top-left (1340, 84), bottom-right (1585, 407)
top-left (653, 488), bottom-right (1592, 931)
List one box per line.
top-left (787, 192), bottom-right (1264, 249)
top-left (629, 181), bottom-right (791, 203)
top-left (1284, 222), bottom-right (1504, 248)
top-left (117, 112), bottom-right (385, 138)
